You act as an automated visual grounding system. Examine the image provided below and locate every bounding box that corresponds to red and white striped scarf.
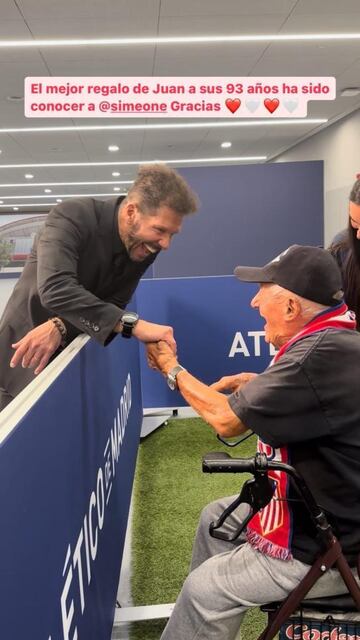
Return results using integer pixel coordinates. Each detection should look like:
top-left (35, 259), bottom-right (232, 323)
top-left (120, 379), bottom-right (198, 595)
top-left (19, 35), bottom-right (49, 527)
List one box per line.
top-left (246, 303), bottom-right (356, 560)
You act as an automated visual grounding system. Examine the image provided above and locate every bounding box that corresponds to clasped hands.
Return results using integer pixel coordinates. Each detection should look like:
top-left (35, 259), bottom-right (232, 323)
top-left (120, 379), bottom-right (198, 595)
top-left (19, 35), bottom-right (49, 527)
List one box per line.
top-left (147, 341), bottom-right (258, 392)
top-left (147, 340), bottom-right (178, 376)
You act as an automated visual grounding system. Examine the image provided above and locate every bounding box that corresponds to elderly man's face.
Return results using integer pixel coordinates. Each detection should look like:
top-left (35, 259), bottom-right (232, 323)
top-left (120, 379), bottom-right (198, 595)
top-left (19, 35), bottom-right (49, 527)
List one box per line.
top-left (251, 284), bottom-right (289, 349)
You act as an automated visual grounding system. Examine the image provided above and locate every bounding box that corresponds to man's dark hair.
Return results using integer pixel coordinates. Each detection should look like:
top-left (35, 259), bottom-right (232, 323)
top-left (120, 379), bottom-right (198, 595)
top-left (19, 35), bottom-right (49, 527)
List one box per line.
top-left (126, 164), bottom-right (199, 216)
top-left (332, 177), bottom-right (360, 329)
top-left (349, 176), bottom-right (360, 205)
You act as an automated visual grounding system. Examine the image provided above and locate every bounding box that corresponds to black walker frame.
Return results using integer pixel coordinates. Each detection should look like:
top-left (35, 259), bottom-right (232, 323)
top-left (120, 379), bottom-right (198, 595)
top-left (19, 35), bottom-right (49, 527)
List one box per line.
top-left (202, 451), bottom-right (360, 640)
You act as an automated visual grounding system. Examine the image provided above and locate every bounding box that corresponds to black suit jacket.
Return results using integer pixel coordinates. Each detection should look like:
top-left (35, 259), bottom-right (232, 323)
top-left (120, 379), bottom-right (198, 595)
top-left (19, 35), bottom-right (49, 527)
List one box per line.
top-left (0, 196), bottom-right (156, 398)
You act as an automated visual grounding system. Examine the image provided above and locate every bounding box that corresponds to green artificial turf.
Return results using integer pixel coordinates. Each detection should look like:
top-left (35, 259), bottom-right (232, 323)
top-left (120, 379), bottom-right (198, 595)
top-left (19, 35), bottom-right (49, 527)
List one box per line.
top-left (129, 417), bottom-right (267, 640)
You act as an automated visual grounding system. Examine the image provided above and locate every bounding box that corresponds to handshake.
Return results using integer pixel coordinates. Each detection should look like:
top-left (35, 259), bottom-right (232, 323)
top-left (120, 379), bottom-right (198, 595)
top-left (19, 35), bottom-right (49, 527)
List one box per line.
top-left (146, 340), bottom-right (178, 376)
top-left (147, 340), bottom-right (257, 393)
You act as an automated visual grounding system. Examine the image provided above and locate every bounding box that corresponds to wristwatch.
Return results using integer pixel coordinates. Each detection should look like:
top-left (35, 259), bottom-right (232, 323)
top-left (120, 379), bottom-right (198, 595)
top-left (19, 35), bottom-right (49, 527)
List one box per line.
top-left (167, 364), bottom-right (187, 391)
top-left (120, 311), bottom-right (139, 338)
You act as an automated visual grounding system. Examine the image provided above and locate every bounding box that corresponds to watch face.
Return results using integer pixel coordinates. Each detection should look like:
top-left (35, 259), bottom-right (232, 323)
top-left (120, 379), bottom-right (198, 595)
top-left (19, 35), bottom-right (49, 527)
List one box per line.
top-left (121, 311), bottom-right (139, 338)
top-left (122, 312), bottom-right (139, 325)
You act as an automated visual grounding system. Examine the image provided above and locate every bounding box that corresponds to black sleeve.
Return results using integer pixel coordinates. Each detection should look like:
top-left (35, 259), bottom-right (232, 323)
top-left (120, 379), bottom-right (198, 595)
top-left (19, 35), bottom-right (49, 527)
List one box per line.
top-left (36, 201), bottom-right (124, 346)
top-left (328, 228), bottom-right (348, 273)
top-left (228, 357), bottom-right (330, 448)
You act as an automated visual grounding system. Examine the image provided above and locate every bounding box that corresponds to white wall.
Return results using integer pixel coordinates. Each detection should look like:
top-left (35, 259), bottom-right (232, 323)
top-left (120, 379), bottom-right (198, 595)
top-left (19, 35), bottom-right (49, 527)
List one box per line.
top-left (273, 108), bottom-right (360, 246)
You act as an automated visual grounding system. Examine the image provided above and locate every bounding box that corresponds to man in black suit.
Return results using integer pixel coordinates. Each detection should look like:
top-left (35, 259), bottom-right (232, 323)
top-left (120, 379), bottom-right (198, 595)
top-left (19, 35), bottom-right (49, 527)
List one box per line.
top-left (0, 163), bottom-right (198, 410)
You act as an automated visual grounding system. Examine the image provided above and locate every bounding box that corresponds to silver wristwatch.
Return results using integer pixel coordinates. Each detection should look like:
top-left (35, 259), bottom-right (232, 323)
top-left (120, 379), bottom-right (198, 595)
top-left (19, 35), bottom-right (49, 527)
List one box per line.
top-left (167, 365), bottom-right (187, 391)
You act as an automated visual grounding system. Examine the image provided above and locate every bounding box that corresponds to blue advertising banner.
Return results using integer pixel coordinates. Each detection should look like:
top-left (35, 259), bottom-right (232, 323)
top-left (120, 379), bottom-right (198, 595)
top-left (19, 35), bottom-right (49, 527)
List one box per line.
top-left (137, 276), bottom-right (276, 408)
top-left (151, 161), bottom-right (323, 278)
top-left (0, 335), bottom-right (142, 639)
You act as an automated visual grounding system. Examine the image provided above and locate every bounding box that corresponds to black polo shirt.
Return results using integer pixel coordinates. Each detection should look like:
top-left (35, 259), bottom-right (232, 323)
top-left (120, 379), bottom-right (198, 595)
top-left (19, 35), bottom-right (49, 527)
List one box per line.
top-left (228, 329), bottom-right (360, 565)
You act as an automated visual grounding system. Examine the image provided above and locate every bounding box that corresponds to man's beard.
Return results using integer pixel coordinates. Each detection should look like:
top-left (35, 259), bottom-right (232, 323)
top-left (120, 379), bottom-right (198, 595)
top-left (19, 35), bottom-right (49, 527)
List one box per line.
top-left (125, 222), bottom-right (160, 262)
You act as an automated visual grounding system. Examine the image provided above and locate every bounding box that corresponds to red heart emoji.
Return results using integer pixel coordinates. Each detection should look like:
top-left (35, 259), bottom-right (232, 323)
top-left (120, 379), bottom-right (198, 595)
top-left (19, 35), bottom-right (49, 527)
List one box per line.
top-left (264, 98), bottom-right (279, 114)
top-left (225, 98), bottom-right (241, 114)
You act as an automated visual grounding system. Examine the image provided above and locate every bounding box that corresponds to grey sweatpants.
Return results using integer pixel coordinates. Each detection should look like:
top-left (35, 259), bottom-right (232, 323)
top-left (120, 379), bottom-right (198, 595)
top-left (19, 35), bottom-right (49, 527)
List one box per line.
top-left (160, 495), bottom-right (351, 640)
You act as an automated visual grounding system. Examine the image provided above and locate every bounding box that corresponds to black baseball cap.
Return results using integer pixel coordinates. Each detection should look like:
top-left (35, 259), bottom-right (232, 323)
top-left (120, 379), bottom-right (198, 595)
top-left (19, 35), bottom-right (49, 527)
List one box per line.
top-left (234, 245), bottom-right (344, 307)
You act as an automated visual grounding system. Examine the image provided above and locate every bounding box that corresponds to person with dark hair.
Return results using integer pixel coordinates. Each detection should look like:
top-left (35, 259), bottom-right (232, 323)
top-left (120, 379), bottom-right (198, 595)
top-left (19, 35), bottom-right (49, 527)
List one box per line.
top-left (0, 163), bottom-right (198, 410)
top-left (329, 174), bottom-right (360, 329)
top-left (147, 245), bottom-right (360, 640)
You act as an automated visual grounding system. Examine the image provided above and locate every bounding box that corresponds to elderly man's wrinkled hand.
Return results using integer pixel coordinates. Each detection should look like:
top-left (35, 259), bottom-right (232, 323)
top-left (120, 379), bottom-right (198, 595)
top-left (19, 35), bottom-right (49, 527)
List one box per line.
top-left (146, 340), bottom-right (178, 374)
top-left (210, 372), bottom-right (258, 393)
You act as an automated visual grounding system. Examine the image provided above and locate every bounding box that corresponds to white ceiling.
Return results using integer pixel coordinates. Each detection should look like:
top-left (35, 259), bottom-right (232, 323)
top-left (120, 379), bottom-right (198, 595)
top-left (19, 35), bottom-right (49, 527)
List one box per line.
top-left (0, 0), bottom-right (359, 212)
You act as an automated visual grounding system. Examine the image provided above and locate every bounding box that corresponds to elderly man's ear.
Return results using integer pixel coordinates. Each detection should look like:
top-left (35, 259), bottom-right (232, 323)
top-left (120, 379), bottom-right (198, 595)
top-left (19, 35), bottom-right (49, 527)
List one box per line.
top-left (285, 296), bottom-right (302, 321)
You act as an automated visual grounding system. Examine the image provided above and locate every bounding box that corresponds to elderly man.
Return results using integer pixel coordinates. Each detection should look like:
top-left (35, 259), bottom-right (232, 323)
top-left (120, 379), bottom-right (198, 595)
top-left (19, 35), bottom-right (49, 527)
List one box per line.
top-left (0, 163), bottom-right (198, 409)
top-left (147, 245), bottom-right (360, 640)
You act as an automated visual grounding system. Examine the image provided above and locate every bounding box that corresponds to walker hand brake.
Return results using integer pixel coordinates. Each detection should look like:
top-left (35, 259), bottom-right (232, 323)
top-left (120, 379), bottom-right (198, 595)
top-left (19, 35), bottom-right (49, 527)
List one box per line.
top-left (202, 452), bottom-right (275, 541)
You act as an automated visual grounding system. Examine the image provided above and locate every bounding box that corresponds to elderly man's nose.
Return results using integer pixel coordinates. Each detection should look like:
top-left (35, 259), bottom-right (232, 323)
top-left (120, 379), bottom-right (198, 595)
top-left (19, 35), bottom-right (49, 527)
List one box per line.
top-left (251, 292), bottom-right (260, 308)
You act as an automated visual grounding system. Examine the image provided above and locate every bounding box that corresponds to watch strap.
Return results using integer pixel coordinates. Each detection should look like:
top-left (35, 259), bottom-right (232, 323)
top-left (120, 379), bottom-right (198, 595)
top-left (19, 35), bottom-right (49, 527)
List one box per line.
top-left (121, 321), bottom-right (133, 338)
top-left (167, 364), bottom-right (187, 390)
top-left (120, 313), bottom-right (139, 338)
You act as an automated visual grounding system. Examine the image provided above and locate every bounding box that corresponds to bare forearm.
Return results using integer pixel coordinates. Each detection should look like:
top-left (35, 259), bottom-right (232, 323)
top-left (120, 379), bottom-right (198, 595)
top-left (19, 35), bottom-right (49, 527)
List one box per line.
top-left (176, 369), bottom-right (247, 437)
top-left (147, 341), bottom-right (249, 437)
